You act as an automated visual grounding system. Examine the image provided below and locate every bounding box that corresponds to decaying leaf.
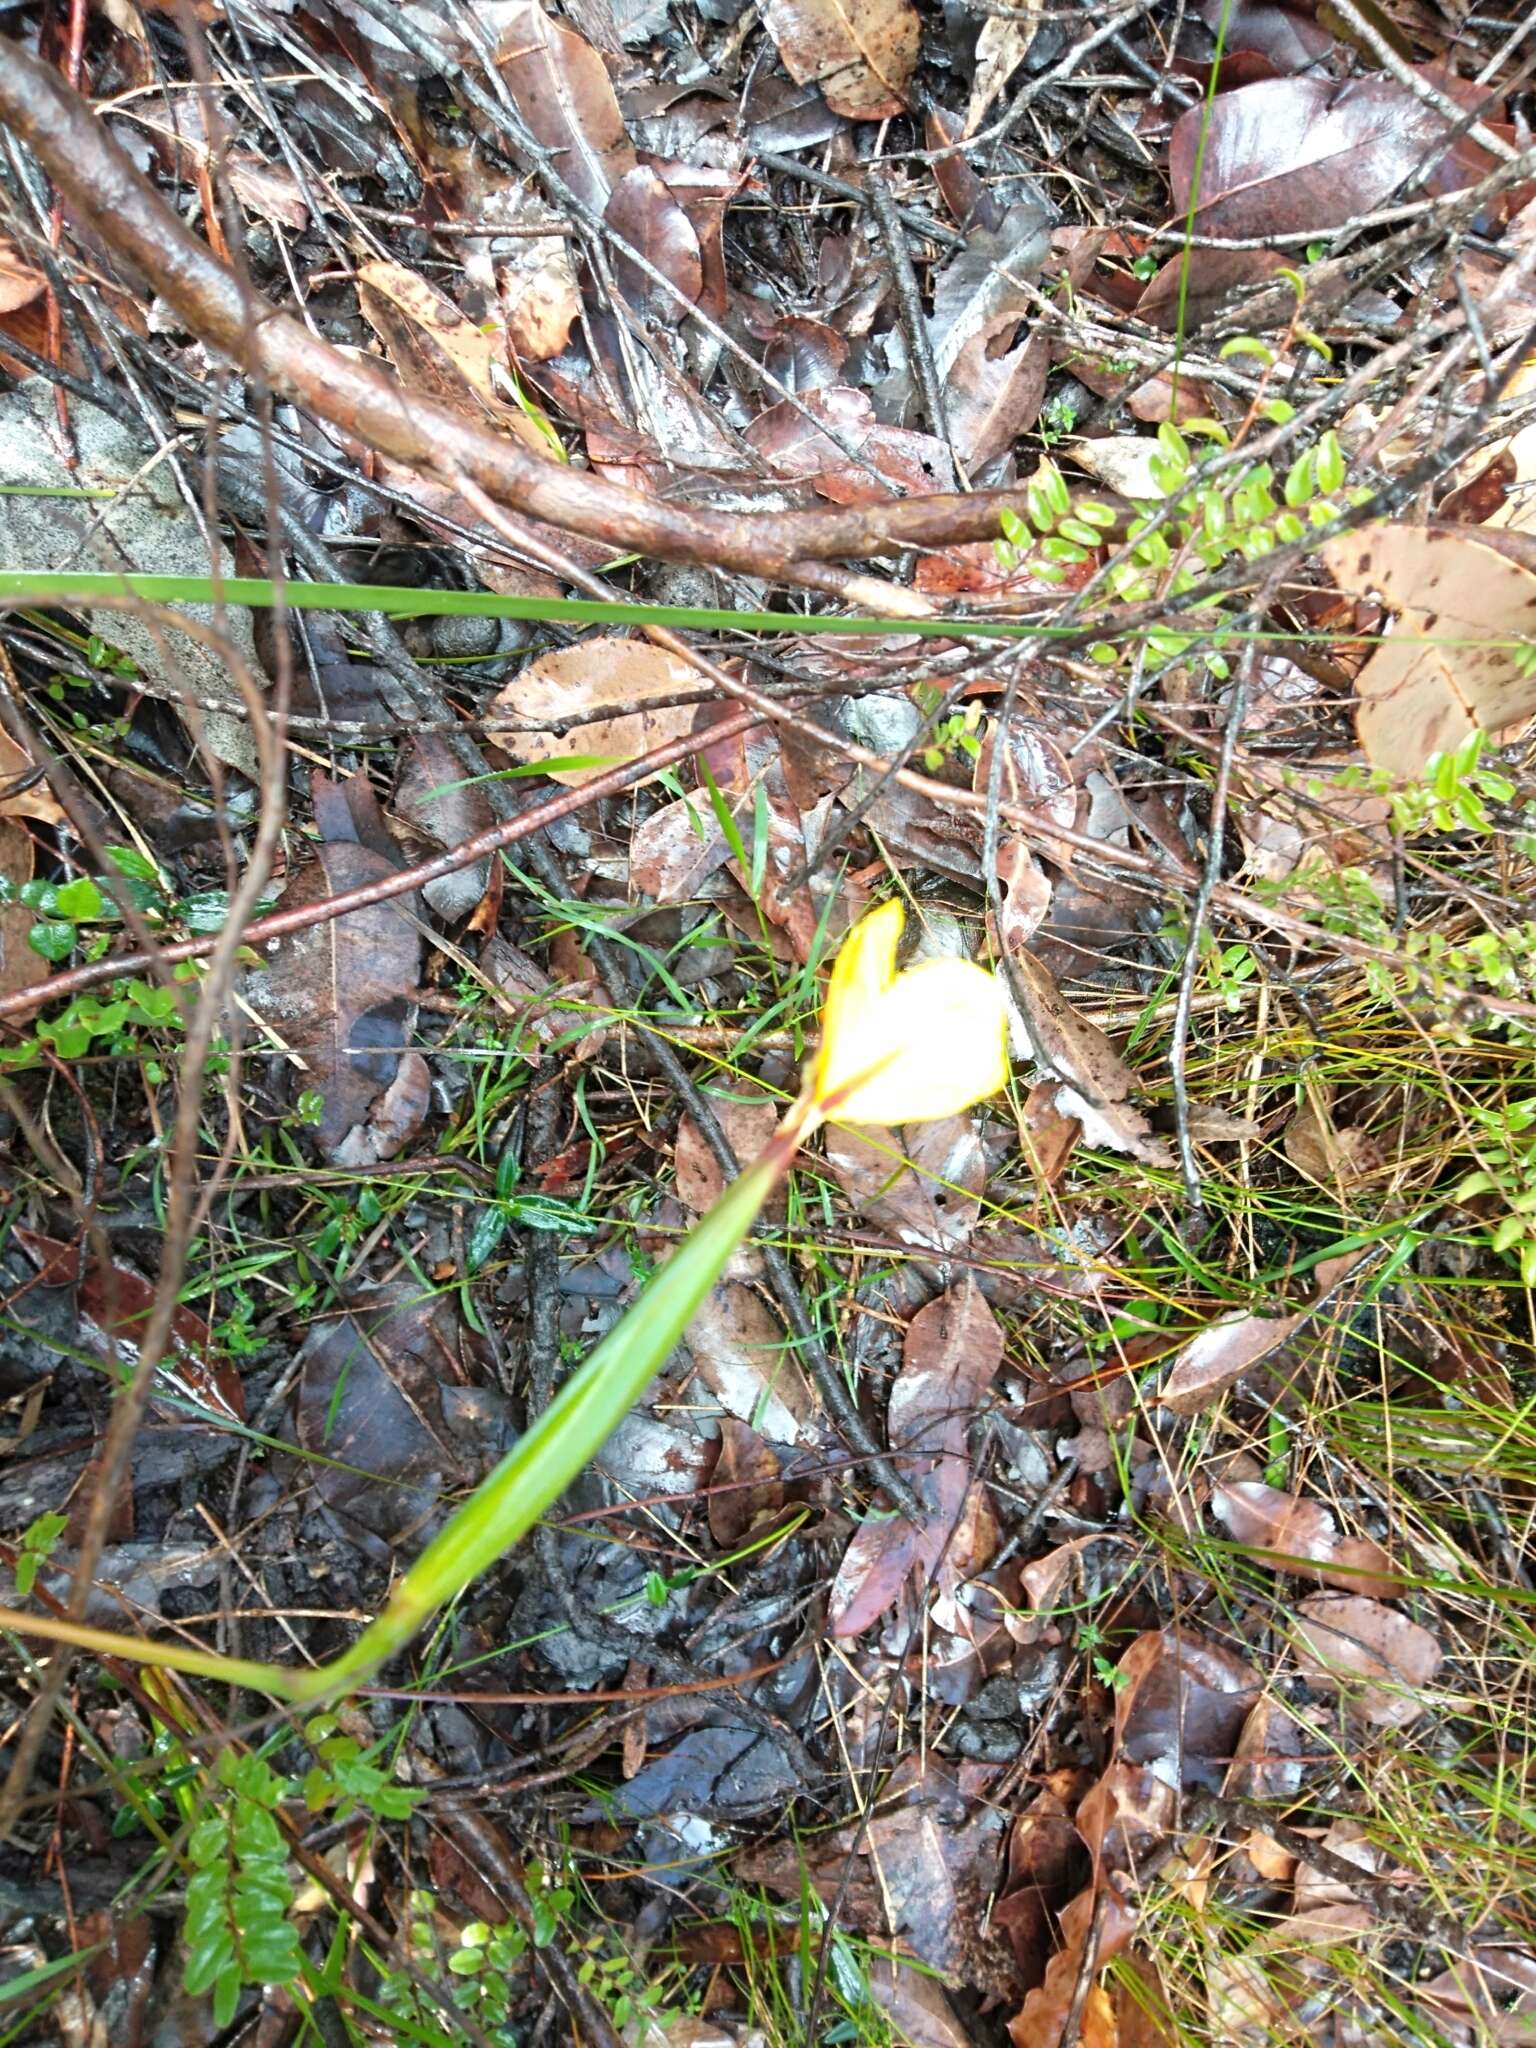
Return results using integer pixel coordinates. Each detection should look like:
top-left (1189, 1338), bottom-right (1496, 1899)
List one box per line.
top-left (1321, 523), bottom-right (1536, 776)
top-left (488, 636), bottom-right (708, 786)
top-left (707, 1417), bottom-right (785, 1547)
top-left (0, 237), bottom-right (44, 315)
top-left (0, 818), bottom-right (51, 1012)
top-left (604, 164), bottom-right (703, 318)
top-left (1170, 73), bottom-right (1500, 243)
top-left (1007, 950), bottom-right (1171, 1166)
top-left (966, 0), bottom-right (1044, 136)
top-left (1157, 1305), bottom-right (1304, 1416)
top-left (393, 733), bottom-right (496, 922)
top-left (243, 771), bottom-right (429, 1166)
top-left (1290, 1592), bottom-right (1443, 1728)
top-left (1213, 1478), bottom-right (1399, 1597)
top-left (686, 1281), bottom-right (815, 1443)
top-left (759, 0), bottom-right (920, 120)
top-left (830, 1279), bottom-right (1003, 1636)
top-left (746, 385), bottom-right (955, 504)
top-left (295, 1284), bottom-right (503, 1549)
top-left (356, 259), bottom-right (550, 452)
top-left (0, 729), bottom-right (64, 828)
top-left (823, 1113), bottom-right (986, 1257)
top-left (18, 1229), bottom-right (244, 1425)
top-left (495, 1), bottom-right (637, 214)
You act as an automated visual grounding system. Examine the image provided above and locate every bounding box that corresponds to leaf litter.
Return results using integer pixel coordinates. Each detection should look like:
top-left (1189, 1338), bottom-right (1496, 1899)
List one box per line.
top-left (5, 0), bottom-right (1535, 2038)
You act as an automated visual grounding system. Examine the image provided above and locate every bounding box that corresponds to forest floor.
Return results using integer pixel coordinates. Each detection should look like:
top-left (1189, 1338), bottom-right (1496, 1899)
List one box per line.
top-left (3, 0), bottom-right (1536, 2043)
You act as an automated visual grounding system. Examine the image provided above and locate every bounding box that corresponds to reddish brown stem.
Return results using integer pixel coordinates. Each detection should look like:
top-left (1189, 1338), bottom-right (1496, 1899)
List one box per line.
top-left (0, 40), bottom-right (1040, 583)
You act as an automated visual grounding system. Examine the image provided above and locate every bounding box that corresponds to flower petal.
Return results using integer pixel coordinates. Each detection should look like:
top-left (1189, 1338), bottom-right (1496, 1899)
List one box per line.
top-left (813, 898), bottom-right (902, 1103)
top-left (814, 902), bottom-right (1010, 1126)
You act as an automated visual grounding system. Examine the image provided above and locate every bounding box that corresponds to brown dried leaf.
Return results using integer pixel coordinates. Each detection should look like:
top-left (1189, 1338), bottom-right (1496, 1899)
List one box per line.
top-left (966, 0), bottom-right (1044, 136)
top-left (630, 790), bottom-right (733, 901)
top-left (830, 1279), bottom-right (1003, 1636)
top-left (488, 637), bottom-right (707, 787)
top-left (994, 839), bottom-right (1053, 954)
top-left (604, 164), bottom-right (703, 318)
top-left (18, 1229), bottom-right (244, 1425)
top-left (295, 1285), bottom-right (500, 1545)
top-left (674, 1093), bottom-right (781, 1213)
top-left (865, 1961), bottom-right (973, 2048)
top-left (1113, 1627), bottom-right (1259, 1791)
top-left (1170, 73), bottom-right (1499, 242)
top-left (746, 385), bottom-right (954, 504)
top-left (356, 260), bottom-right (550, 453)
top-left (1213, 1478), bottom-right (1400, 1597)
top-left (823, 1114), bottom-right (986, 1256)
top-left (0, 237), bottom-right (45, 315)
top-left (759, 0), bottom-right (920, 120)
top-left (1291, 1592), bottom-right (1443, 1728)
top-left (0, 820), bottom-right (49, 1015)
top-left (494, 1), bottom-right (637, 214)
top-left (1320, 523), bottom-right (1536, 776)
top-left (243, 771), bottom-right (427, 1165)
top-left (1008, 951), bottom-right (1172, 1167)
top-left (687, 1282), bottom-right (815, 1443)
top-left (1158, 1307), bottom-right (1304, 1417)
top-left (707, 1418), bottom-right (785, 1547)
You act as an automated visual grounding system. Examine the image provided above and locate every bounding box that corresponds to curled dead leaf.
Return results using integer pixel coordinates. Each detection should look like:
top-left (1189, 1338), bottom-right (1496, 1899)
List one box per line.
top-left (1321, 523), bottom-right (1536, 777)
top-left (488, 637), bottom-right (709, 786)
top-left (1290, 1592), bottom-right (1443, 1728)
top-left (1213, 1478), bottom-right (1400, 1597)
top-left (759, 0), bottom-right (920, 121)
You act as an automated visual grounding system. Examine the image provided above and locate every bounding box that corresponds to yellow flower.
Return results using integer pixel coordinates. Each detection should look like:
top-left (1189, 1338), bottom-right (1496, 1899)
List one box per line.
top-left (811, 900), bottom-right (1010, 1126)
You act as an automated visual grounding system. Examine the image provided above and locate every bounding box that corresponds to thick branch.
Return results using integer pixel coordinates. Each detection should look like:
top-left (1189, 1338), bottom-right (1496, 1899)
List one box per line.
top-left (0, 41), bottom-right (1035, 583)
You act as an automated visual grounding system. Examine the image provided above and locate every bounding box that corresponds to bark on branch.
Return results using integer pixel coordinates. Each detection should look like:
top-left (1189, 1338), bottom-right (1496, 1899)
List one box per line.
top-left (0, 40), bottom-right (1038, 587)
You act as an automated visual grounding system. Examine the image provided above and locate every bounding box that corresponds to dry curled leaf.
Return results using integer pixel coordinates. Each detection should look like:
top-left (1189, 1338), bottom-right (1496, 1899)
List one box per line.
top-left (1158, 1306), bottom-right (1306, 1417)
top-left (1007, 950), bottom-right (1171, 1167)
top-left (759, 0), bottom-right (920, 120)
top-left (687, 1281), bottom-right (815, 1443)
top-left (0, 730), bottom-right (62, 829)
top-left (966, 0), bottom-right (1043, 136)
top-left (356, 259), bottom-right (549, 452)
top-left (830, 1279), bottom-right (1003, 1636)
top-left (0, 237), bottom-right (45, 315)
top-left (1290, 1592), bottom-right (1443, 1728)
top-left (1213, 1479), bottom-right (1399, 1597)
top-left (604, 164), bottom-right (703, 317)
top-left (0, 818), bottom-right (49, 1013)
top-left (243, 771), bottom-right (428, 1166)
top-left (494, 1), bottom-right (637, 215)
top-left (1170, 72), bottom-right (1500, 242)
top-left (488, 636), bottom-right (708, 786)
top-left (1321, 522), bottom-right (1536, 776)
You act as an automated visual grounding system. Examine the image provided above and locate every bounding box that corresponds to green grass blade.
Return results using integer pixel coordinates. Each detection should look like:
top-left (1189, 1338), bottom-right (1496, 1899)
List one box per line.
top-left (299, 1125), bottom-right (801, 1700)
top-left (0, 569), bottom-right (1043, 642)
